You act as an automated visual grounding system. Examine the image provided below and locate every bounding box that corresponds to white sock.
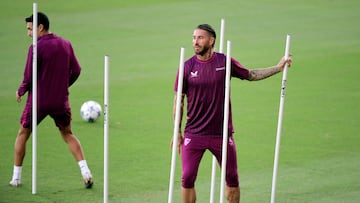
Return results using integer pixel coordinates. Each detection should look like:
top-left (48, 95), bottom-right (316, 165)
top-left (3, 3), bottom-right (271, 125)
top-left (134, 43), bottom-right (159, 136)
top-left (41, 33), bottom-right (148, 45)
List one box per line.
top-left (78, 160), bottom-right (90, 176)
top-left (12, 166), bottom-right (22, 180)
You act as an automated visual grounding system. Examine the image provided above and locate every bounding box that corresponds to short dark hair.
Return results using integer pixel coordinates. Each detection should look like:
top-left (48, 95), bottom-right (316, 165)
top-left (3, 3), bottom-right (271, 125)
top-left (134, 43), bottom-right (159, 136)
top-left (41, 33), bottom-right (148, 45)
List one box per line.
top-left (25, 12), bottom-right (50, 31)
top-left (196, 24), bottom-right (216, 39)
top-left (196, 24), bottom-right (216, 47)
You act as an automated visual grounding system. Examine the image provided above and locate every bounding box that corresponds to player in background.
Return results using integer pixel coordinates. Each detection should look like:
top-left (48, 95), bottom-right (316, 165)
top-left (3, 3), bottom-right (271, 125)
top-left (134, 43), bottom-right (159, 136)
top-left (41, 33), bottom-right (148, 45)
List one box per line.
top-left (10, 12), bottom-right (93, 189)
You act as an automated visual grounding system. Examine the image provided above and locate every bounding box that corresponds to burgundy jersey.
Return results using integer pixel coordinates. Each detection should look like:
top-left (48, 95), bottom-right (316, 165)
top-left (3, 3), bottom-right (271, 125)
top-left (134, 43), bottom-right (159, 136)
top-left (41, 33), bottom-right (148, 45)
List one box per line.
top-left (18, 33), bottom-right (81, 110)
top-left (174, 52), bottom-right (249, 137)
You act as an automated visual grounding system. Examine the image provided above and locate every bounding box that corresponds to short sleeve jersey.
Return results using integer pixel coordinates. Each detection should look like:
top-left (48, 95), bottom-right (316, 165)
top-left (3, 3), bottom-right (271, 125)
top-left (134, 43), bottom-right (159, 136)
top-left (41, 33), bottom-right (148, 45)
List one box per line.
top-left (174, 52), bottom-right (249, 137)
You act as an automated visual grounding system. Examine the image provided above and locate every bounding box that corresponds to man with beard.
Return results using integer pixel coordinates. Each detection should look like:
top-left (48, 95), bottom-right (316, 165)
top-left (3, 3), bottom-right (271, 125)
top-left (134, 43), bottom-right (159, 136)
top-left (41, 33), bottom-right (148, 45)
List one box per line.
top-left (171, 24), bottom-right (292, 203)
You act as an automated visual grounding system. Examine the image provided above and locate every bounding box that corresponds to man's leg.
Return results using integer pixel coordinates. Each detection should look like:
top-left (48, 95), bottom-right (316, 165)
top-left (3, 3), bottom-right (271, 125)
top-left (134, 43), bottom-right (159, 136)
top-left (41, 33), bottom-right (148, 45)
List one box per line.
top-left (10, 126), bottom-right (31, 186)
top-left (226, 186), bottom-right (240, 203)
top-left (225, 137), bottom-right (240, 202)
top-left (59, 125), bottom-right (85, 161)
top-left (14, 126), bottom-right (31, 166)
top-left (181, 135), bottom-right (206, 203)
top-left (59, 125), bottom-right (93, 188)
top-left (210, 136), bottom-right (240, 203)
top-left (182, 187), bottom-right (196, 203)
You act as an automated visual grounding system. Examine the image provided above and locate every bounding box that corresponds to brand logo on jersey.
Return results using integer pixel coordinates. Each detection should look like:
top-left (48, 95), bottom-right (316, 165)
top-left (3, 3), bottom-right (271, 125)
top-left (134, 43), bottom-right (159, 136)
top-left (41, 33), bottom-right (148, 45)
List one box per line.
top-left (228, 137), bottom-right (234, 146)
top-left (190, 71), bottom-right (198, 78)
top-left (184, 138), bottom-right (191, 146)
top-left (216, 66), bottom-right (225, 71)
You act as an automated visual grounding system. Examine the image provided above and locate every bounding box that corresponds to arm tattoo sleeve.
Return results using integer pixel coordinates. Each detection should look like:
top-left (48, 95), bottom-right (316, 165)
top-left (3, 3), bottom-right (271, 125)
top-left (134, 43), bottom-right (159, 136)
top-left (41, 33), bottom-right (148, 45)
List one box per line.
top-left (247, 66), bottom-right (281, 81)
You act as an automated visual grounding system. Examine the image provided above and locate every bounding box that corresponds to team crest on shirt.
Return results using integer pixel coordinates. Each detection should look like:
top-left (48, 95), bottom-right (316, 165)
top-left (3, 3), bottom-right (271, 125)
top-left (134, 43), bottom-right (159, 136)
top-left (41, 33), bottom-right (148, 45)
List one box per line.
top-left (190, 71), bottom-right (198, 78)
top-left (184, 138), bottom-right (191, 146)
top-left (228, 137), bottom-right (234, 146)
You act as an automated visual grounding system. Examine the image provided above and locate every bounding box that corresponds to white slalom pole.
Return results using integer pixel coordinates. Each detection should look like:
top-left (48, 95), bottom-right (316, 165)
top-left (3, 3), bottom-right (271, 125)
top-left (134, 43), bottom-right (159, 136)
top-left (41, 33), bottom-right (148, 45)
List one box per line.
top-left (218, 19), bottom-right (225, 54)
top-left (210, 18), bottom-right (225, 203)
top-left (219, 41), bottom-right (232, 203)
top-left (168, 47), bottom-right (185, 203)
top-left (270, 34), bottom-right (291, 203)
top-left (32, 2), bottom-right (38, 195)
top-left (104, 55), bottom-right (110, 203)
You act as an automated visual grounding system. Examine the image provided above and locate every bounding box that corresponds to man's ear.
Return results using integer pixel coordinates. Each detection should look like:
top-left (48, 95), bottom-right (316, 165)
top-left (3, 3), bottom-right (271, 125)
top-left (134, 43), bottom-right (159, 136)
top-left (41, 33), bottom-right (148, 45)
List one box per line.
top-left (38, 24), bottom-right (44, 32)
top-left (210, 37), bottom-right (215, 47)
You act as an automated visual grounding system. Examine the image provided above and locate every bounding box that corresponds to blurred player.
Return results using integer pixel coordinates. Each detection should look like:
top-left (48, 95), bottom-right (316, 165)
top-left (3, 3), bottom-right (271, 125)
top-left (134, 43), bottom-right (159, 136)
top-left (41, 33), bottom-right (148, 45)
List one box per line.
top-left (10, 12), bottom-right (93, 189)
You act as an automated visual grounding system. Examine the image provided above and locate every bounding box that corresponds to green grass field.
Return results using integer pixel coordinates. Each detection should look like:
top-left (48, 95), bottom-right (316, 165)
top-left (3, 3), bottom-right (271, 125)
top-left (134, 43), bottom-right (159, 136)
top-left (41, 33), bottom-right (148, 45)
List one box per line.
top-left (1, 0), bottom-right (359, 202)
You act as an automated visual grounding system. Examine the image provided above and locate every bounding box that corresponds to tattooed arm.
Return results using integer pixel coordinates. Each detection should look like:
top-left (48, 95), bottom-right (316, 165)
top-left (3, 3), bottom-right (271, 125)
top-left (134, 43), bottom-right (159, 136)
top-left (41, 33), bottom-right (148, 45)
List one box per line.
top-left (247, 56), bottom-right (292, 81)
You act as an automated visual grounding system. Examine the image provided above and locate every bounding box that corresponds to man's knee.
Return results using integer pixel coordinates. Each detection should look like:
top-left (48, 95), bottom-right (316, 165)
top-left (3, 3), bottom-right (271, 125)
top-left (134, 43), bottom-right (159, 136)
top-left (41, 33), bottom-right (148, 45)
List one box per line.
top-left (59, 125), bottom-right (72, 136)
top-left (226, 173), bottom-right (239, 187)
top-left (182, 187), bottom-right (196, 203)
top-left (182, 170), bottom-right (197, 188)
top-left (226, 186), bottom-right (240, 203)
top-left (17, 126), bottom-right (31, 139)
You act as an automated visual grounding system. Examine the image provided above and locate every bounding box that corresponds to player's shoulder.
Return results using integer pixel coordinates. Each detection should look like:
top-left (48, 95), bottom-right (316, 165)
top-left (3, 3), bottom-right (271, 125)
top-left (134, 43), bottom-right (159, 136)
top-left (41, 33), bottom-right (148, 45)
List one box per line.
top-left (186, 55), bottom-right (197, 62)
top-left (50, 33), bottom-right (70, 43)
top-left (184, 55), bottom-right (197, 66)
top-left (213, 52), bottom-right (226, 59)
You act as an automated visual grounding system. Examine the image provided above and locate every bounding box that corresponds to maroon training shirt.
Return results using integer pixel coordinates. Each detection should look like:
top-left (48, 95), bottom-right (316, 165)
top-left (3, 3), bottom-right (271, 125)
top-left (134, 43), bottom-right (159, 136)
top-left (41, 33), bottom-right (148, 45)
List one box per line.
top-left (18, 33), bottom-right (81, 111)
top-left (174, 52), bottom-right (249, 137)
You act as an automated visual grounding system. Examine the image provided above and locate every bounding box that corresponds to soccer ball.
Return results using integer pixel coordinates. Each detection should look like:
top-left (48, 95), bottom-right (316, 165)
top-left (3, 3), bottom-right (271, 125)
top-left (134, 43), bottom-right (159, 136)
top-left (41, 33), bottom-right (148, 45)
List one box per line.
top-left (80, 100), bottom-right (102, 122)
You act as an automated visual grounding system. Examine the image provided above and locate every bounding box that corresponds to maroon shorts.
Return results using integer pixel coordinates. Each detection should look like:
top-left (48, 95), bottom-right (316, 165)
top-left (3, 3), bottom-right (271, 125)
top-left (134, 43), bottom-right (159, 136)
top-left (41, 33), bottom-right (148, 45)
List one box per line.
top-left (181, 134), bottom-right (239, 188)
top-left (20, 102), bottom-right (72, 130)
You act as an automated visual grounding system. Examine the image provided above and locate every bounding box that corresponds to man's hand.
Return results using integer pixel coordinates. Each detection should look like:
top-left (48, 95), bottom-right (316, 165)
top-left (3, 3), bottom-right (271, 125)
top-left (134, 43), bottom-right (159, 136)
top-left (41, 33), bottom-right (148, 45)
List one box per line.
top-left (170, 132), bottom-right (183, 154)
top-left (277, 55), bottom-right (293, 71)
top-left (16, 91), bottom-right (22, 103)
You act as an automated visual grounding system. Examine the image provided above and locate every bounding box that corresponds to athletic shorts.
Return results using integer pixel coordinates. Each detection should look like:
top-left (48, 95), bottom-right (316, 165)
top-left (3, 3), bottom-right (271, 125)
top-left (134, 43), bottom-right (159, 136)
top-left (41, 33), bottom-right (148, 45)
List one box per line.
top-left (181, 134), bottom-right (239, 188)
top-left (20, 102), bottom-right (72, 130)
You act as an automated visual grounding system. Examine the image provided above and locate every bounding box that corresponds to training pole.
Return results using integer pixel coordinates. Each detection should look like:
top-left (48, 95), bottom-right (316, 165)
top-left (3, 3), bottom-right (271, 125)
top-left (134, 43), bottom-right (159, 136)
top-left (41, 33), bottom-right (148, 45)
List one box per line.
top-left (270, 34), bottom-right (291, 203)
top-left (32, 2), bottom-right (38, 195)
top-left (168, 47), bottom-right (185, 203)
top-left (104, 55), bottom-right (110, 203)
top-left (219, 41), bottom-right (232, 203)
top-left (210, 18), bottom-right (225, 203)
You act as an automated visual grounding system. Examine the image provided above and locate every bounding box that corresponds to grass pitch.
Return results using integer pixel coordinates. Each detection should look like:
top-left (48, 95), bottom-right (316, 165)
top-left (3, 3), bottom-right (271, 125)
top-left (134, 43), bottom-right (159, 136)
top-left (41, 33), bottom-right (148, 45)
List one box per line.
top-left (0, 0), bottom-right (359, 202)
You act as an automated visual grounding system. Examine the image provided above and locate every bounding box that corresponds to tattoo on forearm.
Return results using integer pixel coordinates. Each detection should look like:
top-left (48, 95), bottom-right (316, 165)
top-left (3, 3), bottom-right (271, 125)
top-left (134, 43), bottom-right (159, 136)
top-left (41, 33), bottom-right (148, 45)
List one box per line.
top-left (248, 66), bottom-right (281, 81)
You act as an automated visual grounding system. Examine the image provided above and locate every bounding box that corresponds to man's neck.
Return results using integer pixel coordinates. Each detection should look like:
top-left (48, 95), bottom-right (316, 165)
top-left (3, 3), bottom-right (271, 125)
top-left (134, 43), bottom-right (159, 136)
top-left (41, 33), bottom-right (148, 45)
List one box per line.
top-left (196, 50), bottom-right (213, 61)
top-left (39, 31), bottom-right (50, 38)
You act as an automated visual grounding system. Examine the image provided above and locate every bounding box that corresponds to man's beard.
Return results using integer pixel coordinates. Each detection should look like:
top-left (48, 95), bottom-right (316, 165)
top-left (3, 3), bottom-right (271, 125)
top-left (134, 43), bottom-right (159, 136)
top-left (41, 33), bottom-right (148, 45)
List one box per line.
top-left (194, 45), bottom-right (210, 56)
